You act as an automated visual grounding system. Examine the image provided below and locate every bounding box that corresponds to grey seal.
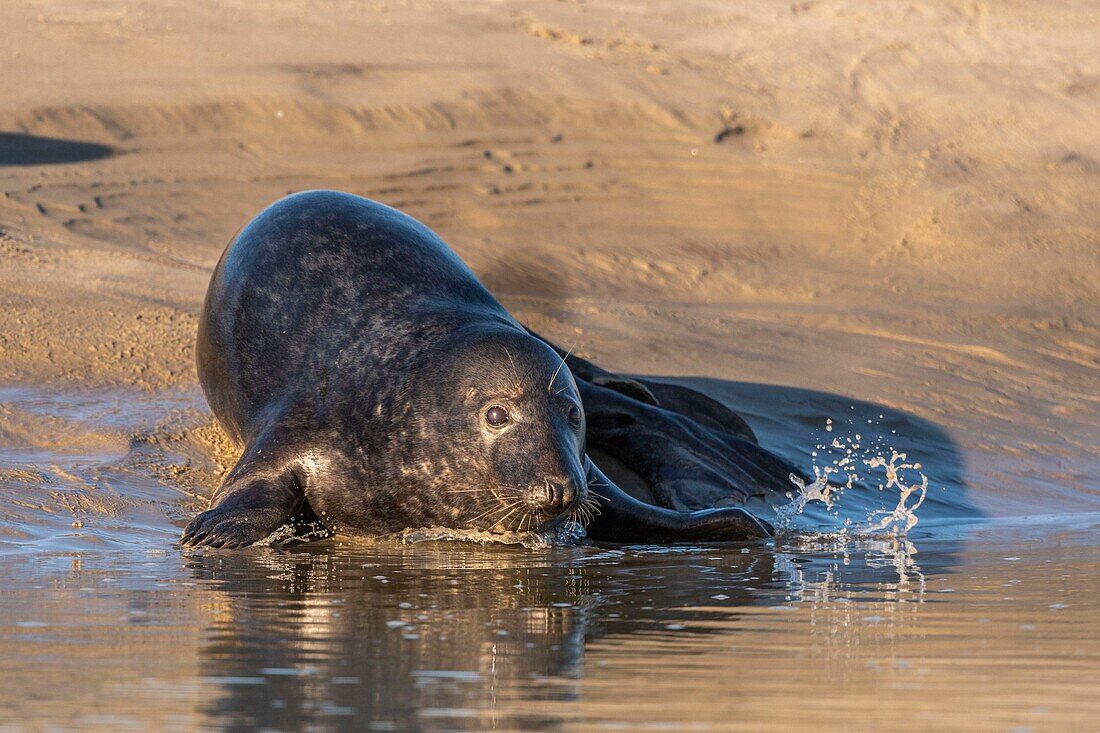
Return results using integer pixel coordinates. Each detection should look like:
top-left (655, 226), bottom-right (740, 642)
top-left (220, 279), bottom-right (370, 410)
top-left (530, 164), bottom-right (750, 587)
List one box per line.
top-left (181, 190), bottom-right (798, 548)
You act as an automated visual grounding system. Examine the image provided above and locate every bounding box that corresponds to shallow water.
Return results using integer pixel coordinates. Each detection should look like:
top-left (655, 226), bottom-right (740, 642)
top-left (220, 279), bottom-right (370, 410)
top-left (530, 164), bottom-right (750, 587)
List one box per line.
top-left (1, 383), bottom-right (1098, 730)
top-left (1, 522), bottom-right (1098, 731)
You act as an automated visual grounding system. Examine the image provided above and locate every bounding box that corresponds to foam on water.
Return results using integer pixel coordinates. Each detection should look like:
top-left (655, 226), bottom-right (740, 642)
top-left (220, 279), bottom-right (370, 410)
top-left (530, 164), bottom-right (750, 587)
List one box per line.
top-left (256, 519), bottom-right (590, 550)
top-left (397, 520), bottom-right (588, 549)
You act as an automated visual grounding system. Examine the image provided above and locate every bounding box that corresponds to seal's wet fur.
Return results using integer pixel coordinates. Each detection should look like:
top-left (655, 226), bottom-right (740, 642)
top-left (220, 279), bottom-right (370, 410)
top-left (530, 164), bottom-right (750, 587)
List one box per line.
top-left (183, 191), bottom-right (788, 548)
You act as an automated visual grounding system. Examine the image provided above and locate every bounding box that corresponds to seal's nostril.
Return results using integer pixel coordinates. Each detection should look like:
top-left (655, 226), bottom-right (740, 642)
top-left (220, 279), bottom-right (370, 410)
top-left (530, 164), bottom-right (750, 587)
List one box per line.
top-left (561, 484), bottom-right (575, 506)
top-left (537, 480), bottom-right (577, 512)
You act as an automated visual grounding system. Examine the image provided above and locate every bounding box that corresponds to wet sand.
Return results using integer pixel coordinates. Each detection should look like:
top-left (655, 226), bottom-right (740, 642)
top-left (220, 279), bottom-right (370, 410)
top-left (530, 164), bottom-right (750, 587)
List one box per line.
top-left (0, 1), bottom-right (1097, 730)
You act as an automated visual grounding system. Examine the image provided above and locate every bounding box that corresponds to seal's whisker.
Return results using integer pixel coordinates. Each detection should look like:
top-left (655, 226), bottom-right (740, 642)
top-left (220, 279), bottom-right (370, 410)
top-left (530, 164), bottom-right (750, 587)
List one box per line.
top-left (467, 499), bottom-right (520, 526)
top-left (494, 505), bottom-right (521, 529)
top-left (587, 490), bottom-right (610, 502)
top-left (484, 503), bottom-right (524, 530)
top-left (570, 491), bottom-right (599, 527)
top-left (572, 503), bottom-right (587, 525)
top-left (519, 358), bottom-right (536, 388)
top-left (581, 501), bottom-right (597, 525)
top-left (521, 510), bottom-right (541, 533)
top-left (547, 341), bottom-right (576, 392)
top-left (503, 345), bottom-right (520, 386)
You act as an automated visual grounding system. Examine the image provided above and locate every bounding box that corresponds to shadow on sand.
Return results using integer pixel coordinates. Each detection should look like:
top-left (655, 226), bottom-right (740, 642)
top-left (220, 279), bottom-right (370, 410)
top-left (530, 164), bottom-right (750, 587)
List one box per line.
top-left (0, 133), bottom-right (115, 166)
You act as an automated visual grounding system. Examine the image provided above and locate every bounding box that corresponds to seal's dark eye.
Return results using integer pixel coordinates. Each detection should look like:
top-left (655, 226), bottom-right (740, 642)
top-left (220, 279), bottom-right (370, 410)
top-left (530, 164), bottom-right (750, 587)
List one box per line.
top-left (567, 403), bottom-right (582, 429)
top-left (485, 405), bottom-right (509, 427)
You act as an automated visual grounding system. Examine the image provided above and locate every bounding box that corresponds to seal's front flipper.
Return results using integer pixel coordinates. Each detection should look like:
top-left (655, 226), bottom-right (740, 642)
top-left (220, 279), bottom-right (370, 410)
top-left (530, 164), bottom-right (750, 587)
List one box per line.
top-left (583, 461), bottom-right (773, 542)
top-left (181, 449), bottom-right (306, 549)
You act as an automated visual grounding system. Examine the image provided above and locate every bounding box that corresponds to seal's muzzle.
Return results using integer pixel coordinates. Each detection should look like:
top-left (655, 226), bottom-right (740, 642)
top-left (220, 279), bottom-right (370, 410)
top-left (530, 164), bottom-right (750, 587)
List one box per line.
top-left (537, 478), bottom-right (582, 514)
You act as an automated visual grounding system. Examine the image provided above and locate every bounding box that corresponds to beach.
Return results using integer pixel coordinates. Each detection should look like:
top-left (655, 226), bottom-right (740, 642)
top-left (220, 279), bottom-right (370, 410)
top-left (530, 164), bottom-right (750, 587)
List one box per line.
top-left (0, 1), bottom-right (1097, 729)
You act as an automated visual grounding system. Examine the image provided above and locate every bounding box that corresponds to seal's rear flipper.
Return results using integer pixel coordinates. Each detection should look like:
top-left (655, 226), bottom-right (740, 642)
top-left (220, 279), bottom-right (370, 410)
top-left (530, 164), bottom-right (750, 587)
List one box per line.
top-left (528, 328), bottom-right (756, 441)
top-left (181, 443), bottom-right (307, 549)
top-left (528, 328), bottom-right (804, 511)
top-left (588, 374), bottom-right (660, 407)
top-left (577, 378), bottom-right (802, 511)
top-left (627, 377), bottom-right (757, 443)
top-left (583, 461), bottom-right (773, 542)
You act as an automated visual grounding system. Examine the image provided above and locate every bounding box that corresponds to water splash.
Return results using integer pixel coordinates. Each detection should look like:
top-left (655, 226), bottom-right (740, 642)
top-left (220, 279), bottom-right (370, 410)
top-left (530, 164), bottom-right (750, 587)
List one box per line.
top-left (862, 452), bottom-right (928, 535)
top-left (775, 418), bottom-right (933, 538)
top-left (254, 519), bottom-right (333, 547)
top-left (773, 466), bottom-right (838, 531)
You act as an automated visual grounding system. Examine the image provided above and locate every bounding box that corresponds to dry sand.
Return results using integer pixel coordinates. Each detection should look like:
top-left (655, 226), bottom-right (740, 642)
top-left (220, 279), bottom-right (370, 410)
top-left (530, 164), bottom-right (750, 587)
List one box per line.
top-left (0, 0), bottom-right (1097, 532)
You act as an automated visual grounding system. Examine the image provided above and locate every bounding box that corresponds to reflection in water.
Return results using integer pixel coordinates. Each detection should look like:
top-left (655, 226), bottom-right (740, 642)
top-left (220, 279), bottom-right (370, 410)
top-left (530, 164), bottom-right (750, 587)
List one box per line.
top-left (189, 544), bottom-right (602, 730)
top-left (182, 535), bottom-right (946, 731)
top-left (3, 528), bottom-right (1098, 731)
top-left (189, 542), bottom-right (769, 730)
top-left (775, 536), bottom-right (926, 604)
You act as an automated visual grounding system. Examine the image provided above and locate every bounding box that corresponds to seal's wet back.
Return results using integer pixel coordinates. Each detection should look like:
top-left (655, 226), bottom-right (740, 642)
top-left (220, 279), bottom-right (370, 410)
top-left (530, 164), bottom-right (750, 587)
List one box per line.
top-left (183, 190), bottom-right (793, 548)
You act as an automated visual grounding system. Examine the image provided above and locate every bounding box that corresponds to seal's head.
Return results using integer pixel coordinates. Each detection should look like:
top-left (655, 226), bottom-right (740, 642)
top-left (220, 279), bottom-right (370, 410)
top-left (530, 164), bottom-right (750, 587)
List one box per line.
top-left (405, 327), bottom-right (591, 533)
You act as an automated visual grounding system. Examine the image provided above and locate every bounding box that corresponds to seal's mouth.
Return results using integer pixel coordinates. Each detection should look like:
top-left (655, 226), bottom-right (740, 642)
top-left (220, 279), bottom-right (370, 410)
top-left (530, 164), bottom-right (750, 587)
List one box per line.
top-left (524, 480), bottom-right (596, 531)
top-left (470, 484), bottom-right (591, 534)
top-left (467, 472), bottom-right (593, 534)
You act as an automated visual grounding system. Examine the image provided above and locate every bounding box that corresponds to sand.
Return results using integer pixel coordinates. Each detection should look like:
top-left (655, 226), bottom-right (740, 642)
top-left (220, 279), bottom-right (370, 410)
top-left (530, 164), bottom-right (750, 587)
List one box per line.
top-left (0, 0), bottom-right (1097, 528)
